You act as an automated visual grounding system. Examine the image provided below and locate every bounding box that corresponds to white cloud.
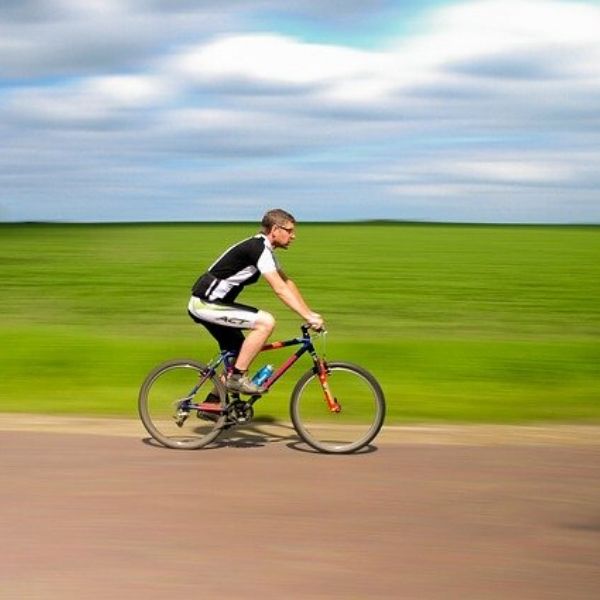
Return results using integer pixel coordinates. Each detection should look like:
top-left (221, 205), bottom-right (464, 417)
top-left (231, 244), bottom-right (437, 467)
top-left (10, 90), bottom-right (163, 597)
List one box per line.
top-left (7, 0), bottom-right (600, 121)
top-left (433, 0), bottom-right (600, 45)
top-left (159, 0), bottom-right (600, 119)
top-left (173, 34), bottom-right (378, 86)
top-left (84, 75), bottom-right (172, 108)
top-left (443, 159), bottom-right (576, 184)
top-left (5, 74), bottom-right (170, 128)
top-left (367, 147), bottom-right (599, 187)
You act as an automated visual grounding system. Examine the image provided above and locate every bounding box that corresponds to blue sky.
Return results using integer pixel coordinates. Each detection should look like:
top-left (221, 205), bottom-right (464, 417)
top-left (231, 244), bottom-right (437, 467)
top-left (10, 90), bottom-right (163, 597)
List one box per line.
top-left (1, 0), bottom-right (599, 223)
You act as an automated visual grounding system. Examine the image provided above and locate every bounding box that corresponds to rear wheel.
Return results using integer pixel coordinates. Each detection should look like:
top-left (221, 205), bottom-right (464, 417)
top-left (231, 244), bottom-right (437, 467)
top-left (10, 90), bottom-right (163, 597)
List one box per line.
top-left (138, 359), bottom-right (226, 449)
top-left (290, 362), bottom-right (385, 454)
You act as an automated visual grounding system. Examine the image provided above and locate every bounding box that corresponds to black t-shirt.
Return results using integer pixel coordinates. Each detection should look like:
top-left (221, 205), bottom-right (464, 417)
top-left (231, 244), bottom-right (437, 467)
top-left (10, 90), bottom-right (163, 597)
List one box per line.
top-left (192, 234), bottom-right (278, 303)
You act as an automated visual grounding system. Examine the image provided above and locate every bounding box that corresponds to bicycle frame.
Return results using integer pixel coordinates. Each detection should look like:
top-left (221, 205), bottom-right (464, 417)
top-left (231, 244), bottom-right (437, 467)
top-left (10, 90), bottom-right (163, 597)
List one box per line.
top-left (204, 325), bottom-right (340, 412)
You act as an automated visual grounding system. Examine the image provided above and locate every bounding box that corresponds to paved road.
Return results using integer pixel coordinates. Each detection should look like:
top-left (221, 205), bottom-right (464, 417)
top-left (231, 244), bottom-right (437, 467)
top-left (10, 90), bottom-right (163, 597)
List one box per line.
top-left (1, 423), bottom-right (599, 599)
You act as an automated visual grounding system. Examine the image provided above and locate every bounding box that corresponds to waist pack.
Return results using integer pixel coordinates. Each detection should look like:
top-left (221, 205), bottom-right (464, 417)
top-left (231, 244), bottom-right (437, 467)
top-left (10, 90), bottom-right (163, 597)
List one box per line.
top-left (192, 272), bottom-right (219, 298)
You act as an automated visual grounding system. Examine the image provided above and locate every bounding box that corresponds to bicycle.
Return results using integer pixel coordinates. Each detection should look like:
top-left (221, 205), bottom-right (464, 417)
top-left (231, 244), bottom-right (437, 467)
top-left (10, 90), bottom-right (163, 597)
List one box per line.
top-left (138, 324), bottom-right (386, 454)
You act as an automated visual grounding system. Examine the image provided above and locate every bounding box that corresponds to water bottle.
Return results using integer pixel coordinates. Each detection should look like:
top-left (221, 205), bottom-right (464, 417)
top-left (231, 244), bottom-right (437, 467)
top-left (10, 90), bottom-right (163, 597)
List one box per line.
top-left (252, 364), bottom-right (274, 386)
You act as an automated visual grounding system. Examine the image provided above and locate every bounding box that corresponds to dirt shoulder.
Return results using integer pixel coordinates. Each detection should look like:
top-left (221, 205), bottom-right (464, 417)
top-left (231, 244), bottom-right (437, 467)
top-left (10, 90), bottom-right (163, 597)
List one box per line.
top-left (1, 413), bottom-right (599, 446)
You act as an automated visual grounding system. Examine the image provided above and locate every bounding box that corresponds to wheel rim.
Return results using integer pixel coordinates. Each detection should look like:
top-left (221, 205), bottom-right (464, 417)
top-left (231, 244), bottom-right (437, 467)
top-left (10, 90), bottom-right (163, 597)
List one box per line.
top-left (141, 363), bottom-right (223, 448)
top-left (293, 366), bottom-right (384, 453)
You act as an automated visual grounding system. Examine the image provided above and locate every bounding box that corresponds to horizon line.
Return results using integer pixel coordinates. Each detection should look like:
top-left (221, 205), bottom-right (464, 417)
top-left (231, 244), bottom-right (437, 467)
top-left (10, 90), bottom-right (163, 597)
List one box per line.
top-left (1, 219), bottom-right (598, 227)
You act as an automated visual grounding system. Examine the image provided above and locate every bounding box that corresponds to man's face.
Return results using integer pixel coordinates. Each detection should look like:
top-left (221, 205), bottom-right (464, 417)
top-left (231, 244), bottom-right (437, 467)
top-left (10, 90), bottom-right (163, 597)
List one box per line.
top-left (271, 220), bottom-right (296, 249)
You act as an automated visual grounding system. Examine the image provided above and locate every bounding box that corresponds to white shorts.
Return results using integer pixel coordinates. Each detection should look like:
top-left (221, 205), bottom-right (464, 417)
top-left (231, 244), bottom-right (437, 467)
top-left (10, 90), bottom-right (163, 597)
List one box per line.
top-left (187, 296), bottom-right (260, 330)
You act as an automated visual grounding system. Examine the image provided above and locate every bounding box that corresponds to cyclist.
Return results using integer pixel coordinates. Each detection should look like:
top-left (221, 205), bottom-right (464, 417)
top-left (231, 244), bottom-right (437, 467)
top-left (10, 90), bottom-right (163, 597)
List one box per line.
top-left (188, 208), bottom-right (324, 395)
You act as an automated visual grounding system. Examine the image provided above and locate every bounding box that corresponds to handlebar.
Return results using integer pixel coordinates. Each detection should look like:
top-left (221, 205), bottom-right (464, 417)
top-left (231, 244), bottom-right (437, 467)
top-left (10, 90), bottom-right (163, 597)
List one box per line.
top-left (301, 323), bottom-right (326, 335)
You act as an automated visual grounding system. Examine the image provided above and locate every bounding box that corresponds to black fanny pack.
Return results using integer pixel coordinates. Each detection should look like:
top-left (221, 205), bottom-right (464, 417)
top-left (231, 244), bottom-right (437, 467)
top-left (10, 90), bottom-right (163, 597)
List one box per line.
top-left (192, 272), bottom-right (219, 298)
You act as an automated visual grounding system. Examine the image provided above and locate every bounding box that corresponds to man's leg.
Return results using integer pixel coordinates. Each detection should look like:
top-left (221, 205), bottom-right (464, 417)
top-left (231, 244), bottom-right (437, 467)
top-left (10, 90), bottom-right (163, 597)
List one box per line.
top-left (225, 311), bottom-right (275, 394)
top-left (233, 311), bottom-right (275, 371)
top-left (190, 320), bottom-right (245, 408)
top-left (188, 297), bottom-right (275, 394)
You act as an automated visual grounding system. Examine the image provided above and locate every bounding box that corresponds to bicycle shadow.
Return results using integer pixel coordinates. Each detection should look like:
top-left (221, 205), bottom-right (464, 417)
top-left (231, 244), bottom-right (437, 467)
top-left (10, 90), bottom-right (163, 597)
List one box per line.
top-left (216, 418), bottom-right (297, 449)
top-left (141, 416), bottom-right (379, 454)
top-left (285, 441), bottom-right (378, 455)
top-left (141, 417), bottom-right (297, 451)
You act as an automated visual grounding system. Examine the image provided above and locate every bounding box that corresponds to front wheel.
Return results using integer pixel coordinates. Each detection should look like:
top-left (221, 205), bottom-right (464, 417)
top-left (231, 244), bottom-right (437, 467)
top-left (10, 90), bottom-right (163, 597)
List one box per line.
top-left (290, 362), bottom-right (386, 454)
top-left (138, 359), bottom-right (226, 450)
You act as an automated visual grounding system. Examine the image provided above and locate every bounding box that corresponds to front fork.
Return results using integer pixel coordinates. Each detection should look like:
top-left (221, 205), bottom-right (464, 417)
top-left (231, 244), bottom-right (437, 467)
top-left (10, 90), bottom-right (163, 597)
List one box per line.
top-left (316, 358), bottom-right (341, 413)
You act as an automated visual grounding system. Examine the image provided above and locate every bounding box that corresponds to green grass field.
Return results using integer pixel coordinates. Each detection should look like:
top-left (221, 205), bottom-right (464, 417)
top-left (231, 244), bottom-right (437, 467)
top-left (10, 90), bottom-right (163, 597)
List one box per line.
top-left (1, 222), bottom-right (598, 423)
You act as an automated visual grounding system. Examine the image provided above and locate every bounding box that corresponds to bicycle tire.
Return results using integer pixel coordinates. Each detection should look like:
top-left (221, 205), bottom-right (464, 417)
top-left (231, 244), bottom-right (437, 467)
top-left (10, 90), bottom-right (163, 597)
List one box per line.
top-left (290, 361), bottom-right (386, 454)
top-left (138, 358), bottom-right (226, 450)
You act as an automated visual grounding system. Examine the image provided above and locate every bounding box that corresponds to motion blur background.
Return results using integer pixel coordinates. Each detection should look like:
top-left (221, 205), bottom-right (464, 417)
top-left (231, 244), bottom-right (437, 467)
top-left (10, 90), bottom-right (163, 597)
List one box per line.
top-left (1, 1), bottom-right (598, 422)
top-left (1, 222), bottom-right (598, 422)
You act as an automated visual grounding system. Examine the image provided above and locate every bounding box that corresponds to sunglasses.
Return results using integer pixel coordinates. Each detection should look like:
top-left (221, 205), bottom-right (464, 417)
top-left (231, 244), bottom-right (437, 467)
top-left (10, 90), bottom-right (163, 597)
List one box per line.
top-left (277, 224), bottom-right (295, 233)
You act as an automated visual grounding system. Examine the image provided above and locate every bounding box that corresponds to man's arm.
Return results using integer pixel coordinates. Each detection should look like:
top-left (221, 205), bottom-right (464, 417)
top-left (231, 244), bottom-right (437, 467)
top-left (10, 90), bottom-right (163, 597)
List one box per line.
top-left (262, 269), bottom-right (323, 329)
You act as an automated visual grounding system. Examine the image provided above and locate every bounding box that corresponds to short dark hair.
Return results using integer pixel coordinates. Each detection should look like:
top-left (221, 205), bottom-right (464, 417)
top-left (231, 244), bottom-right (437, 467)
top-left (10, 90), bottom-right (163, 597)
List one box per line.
top-left (261, 209), bottom-right (296, 233)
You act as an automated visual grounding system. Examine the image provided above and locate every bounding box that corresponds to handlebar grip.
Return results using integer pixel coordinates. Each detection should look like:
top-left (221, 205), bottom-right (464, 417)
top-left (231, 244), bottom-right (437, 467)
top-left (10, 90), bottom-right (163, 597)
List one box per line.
top-left (302, 322), bottom-right (325, 334)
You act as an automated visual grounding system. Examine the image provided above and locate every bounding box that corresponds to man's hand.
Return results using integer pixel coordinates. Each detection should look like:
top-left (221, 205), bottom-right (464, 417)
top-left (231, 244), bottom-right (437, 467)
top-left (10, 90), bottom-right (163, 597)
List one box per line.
top-left (307, 312), bottom-right (324, 331)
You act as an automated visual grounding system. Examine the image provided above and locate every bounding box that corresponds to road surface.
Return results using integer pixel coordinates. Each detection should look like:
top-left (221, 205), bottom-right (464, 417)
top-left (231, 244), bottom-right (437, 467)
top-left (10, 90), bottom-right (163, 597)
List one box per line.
top-left (1, 417), bottom-right (599, 599)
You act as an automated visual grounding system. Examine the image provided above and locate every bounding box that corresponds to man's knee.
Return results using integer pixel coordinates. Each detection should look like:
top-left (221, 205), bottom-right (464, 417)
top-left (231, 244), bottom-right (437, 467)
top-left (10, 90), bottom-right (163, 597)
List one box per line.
top-left (255, 311), bottom-right (275, 332)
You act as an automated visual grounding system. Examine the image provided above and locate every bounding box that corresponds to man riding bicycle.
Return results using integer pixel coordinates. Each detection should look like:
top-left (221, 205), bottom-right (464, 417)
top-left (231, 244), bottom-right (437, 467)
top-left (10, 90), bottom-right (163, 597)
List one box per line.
top-left (188, 209), bottom-right (324, 395)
